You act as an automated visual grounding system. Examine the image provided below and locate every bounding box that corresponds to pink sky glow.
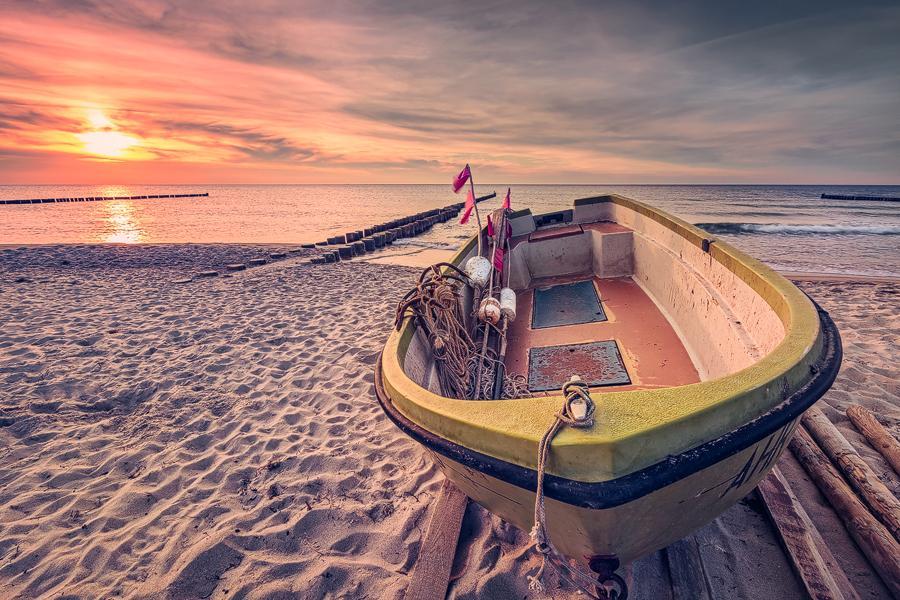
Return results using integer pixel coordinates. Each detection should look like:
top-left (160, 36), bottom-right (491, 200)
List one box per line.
top-left (0, 2), bottom-right (897, 184)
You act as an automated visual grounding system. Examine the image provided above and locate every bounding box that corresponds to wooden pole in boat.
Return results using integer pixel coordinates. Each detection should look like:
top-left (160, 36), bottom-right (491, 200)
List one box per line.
top-left (789, 425), bottom-right (900, 596)
top-left (491, 317), bottom-right (508, 400)
top-left (468, 168), bottom-right (483, 258)
top-left (802, 406), bottom-right (900, 539)
top-left (491, 210), bottom-right (512, 399)
top-left (846, 404), bottom-right (900, 477)
top-left (473, 205), bottom-right (499, 398)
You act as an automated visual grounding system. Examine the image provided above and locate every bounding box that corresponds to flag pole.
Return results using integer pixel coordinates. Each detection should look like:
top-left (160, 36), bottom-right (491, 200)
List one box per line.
top-left (468, 167), bottom-right (483, 257)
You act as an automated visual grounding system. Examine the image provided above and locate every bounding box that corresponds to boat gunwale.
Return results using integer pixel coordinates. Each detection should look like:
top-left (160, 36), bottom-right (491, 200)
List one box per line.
top-left (381, 194), bottom-right (828, 481)
top-left (375, 302), bottom-right (841, 508)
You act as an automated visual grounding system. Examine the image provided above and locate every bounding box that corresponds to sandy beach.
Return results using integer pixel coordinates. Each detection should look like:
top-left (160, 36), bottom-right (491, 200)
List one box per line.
top-left (2, 0), bottom-right (897, 595)
top-left (1, 244), bottom-right (898, 599)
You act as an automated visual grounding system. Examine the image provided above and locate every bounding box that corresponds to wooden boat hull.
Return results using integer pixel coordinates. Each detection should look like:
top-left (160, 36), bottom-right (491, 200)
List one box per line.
top-left (375, 194), bottom-right (842, 565)
top-left (376, 301), bottom-right (838, 562)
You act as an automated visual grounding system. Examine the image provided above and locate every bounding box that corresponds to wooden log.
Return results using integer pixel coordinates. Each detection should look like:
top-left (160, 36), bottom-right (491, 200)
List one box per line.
top-left (406, 480), bottom-right (468, 600)
top-left (758, 466), bottom-right (861, 600)
top-left (803, 407), bottom-right (900, 539)
top-left (631, 550), bottom-right (673, 600)
top-left (790, 426), bottom-right (900, 597)
top-left (664, 536), bottom-right (711, 600)
top-left (847, 404), bottom-right (900, 477)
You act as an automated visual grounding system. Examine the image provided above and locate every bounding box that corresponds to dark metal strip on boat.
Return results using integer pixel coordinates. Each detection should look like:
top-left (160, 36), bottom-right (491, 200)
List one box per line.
top-left (374, 301), bottom-right (842, 510)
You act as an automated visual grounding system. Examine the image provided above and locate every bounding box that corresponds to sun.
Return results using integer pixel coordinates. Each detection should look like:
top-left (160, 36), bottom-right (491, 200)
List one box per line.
top-left (77, 130), bottom-right (139, 158)
top-left (86, 108), bottom-right (114, 129)
top-left (76, 109), bottom-right (140, 158)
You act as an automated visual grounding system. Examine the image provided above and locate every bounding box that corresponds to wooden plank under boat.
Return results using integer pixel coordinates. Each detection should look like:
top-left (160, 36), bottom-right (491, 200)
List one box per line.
top-left (375, 194), bottom-right (842, 573)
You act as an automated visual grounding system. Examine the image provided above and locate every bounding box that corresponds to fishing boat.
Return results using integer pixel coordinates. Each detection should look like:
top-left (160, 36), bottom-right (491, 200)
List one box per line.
top-left (374, 194), bottom-right (841, 594)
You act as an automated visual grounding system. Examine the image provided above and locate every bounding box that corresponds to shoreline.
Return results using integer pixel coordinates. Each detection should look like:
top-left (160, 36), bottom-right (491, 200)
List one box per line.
top-left (4, 243), bottom-right (898, 284)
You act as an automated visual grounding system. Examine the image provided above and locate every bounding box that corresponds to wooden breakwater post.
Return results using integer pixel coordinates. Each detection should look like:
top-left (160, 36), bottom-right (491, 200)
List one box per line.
top-left (0, 193), bottom-right (209, 205)
top-left (306, 192), bottom-right (497, 265)
top-left (821, 193), bottom-right (900, 202)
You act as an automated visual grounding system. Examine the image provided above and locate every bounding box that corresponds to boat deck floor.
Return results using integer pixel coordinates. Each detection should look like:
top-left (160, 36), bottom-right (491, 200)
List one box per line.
top-left (505, 275), bottom-right (701, 393)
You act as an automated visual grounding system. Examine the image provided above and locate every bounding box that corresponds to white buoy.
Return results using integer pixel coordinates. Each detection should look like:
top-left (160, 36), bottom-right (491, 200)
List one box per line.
top-left (465, 256), bottom-right (491, 287)
top-left (478, 296), bottom-right (502, 325)
top-left (499, 287), bottom-right (516, 321)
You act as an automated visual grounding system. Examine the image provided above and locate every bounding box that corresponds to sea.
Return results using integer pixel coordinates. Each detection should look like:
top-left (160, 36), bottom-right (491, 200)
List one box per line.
top-left (1, 184), bottom-right (898, 277)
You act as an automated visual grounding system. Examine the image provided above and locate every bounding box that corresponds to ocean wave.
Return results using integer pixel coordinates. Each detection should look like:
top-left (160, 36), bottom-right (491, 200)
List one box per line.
top-left (695, 222), bottom-right (900, 236)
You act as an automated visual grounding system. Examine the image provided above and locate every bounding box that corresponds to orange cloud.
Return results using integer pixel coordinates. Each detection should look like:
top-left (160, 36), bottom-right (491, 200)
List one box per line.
top-left (0, 2), bottom-right (897, 183)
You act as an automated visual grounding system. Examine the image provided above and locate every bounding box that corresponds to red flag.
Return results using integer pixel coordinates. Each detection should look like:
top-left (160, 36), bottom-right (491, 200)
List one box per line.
top-left (493, 247), bottom-right (505, 270)
top-left (459, 189), bottom-right (475, 224)
top-left (502, 187), bottom-right (511, 209)
top-left (487, 214), bottom-right (494, 237)
top-left (452, 164), bottom-right (471, 194)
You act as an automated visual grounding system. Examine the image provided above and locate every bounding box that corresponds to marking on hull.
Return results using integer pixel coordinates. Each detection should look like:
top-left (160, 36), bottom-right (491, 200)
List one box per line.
top-left (697, 419), bottom-right (796, 499)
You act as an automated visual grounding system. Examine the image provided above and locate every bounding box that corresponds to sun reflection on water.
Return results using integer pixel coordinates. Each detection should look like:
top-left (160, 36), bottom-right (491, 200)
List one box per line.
top-left (98, 185), bottom-right (132, 199)
top-left (101, 201), bottom-right (146, 243)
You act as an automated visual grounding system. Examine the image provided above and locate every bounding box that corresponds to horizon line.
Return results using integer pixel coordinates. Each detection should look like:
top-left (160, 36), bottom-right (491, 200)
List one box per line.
top-left (3, 182), bottom-right (899, 187)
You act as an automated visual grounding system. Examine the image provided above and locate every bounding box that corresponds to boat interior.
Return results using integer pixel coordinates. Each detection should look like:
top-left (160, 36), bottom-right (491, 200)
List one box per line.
top-left (402, 196), bottom-right (788, 398)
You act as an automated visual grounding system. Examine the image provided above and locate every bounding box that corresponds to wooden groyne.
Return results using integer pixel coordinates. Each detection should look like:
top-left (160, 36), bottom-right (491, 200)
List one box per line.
top-left (821, 193), bottom-right (899, 202)
top-left (307, 192), bottom-right (495, 265)
top-left (0, 193), bottom-right (209, 205)
top-left (182, 192), bottom-right (497, 278)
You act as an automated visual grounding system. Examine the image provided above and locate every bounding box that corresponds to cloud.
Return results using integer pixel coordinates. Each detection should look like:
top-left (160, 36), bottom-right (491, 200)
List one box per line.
top-left (0, 0), bottom-right (897, 183)
top-left (162, 121), bottom-right (317, 162)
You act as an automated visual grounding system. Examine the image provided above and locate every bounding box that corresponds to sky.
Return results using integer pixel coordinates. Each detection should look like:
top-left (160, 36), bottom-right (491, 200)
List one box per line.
top-left (0, 0), bottom-right (898, 184)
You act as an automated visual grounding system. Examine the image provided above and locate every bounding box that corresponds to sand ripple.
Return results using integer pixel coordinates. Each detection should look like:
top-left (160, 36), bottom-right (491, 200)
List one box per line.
top-left (0, 247), bottom-right (439, 599)
top-left (0, 247), bottom-right (896, 599)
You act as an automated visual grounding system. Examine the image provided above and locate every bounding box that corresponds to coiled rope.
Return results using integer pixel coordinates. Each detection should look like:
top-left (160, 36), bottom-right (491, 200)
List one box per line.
top-left (467, 353), bottom-right (531, 400)
top-left (395, 263), bottom-right (532, 400)
top-left (528, 377), bottom-right (624, 599)
top-left (395, 263), bottom-right (476, 399)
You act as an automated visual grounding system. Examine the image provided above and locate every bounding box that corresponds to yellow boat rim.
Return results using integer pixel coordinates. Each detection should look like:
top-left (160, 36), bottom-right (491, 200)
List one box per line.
top-left (378, 194), bottom-right (839, 487)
